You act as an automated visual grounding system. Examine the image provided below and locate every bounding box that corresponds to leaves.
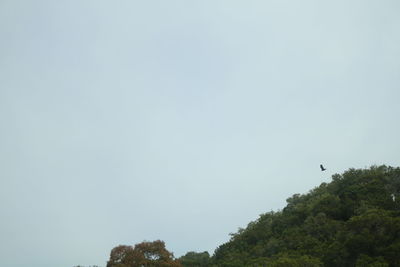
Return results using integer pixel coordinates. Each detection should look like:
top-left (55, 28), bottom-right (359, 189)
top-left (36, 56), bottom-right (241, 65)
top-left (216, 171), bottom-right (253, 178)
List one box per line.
top-left (178, 251), bottom-right (210, 267)
top-left (105, 166), bottom-right (400, 267)
top-left (107, 240), bottom-right (181, 267)
top-left (212, 165), bottom-right (400, 266)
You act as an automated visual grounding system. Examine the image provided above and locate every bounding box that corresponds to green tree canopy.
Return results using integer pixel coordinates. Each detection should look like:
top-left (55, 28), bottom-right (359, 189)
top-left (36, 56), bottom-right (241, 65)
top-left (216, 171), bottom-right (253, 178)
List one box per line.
top-left (178, 251), bottom-right (210, 267)
top-left (211, 165), bottom-right (400, 266)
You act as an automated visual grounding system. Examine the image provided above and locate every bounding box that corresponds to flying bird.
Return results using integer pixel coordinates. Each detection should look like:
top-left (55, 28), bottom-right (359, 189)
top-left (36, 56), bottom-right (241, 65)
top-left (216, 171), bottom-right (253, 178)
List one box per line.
top-left (320, 164), bottom-right (326, 171)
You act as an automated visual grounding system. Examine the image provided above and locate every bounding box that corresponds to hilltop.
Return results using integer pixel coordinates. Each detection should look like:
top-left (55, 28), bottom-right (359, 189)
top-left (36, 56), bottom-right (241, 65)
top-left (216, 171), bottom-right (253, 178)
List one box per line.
top-left (207, 165), bottom-right (400, 266)
top-left (105, 165), bottom-right (400, 267)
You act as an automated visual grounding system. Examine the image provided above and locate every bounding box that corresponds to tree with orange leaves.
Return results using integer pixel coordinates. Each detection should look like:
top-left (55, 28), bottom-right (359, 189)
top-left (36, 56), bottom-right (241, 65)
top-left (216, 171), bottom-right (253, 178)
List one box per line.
top-left (107, 240), bottom-right (181, 267)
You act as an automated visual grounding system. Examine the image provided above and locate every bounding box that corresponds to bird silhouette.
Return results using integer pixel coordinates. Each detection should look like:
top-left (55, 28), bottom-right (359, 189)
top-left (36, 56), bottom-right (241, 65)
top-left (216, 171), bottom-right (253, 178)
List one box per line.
top-left (320, 164), bottom-right (326, 171)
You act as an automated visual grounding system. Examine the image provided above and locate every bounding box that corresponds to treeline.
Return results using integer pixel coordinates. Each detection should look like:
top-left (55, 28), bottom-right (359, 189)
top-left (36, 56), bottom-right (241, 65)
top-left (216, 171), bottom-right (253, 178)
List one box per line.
top-left (104, 165), bottom-right (400, 267)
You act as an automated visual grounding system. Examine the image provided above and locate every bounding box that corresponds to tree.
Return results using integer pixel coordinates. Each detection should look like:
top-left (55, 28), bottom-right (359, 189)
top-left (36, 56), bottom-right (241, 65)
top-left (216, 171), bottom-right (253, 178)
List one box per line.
top-left (107, 240), bottom-right (181, 267)
top-left (178, 251), bottom-right (210, 267)
top-left (355, 254), bottom-right (389, 267)
top-left (266, 254), bottom-right (322, 267)
top-left (132, 240), bottom-right (181, 267)
top-left (107, 245), bottom-right (135, 267)
top-left (211, 166), bottom-right (400, 266)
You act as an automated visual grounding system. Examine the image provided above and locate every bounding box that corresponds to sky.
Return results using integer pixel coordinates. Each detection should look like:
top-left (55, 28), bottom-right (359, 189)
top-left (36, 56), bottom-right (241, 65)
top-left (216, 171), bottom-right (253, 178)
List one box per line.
top-left (1, 1), bottom-right (400, 266)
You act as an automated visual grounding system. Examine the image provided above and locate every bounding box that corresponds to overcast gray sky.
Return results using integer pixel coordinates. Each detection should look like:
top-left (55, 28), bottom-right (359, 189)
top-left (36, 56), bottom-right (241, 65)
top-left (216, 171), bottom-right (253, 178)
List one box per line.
top-left (1, 1), bottom-right (400, 266)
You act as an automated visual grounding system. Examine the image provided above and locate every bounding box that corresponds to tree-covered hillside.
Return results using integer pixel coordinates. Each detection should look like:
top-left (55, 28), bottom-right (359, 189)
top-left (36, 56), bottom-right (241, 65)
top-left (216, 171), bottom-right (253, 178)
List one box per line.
top-left (105, 166), bottom-right (400, 267)
top-left (211, 165), bottom-right (400, 267)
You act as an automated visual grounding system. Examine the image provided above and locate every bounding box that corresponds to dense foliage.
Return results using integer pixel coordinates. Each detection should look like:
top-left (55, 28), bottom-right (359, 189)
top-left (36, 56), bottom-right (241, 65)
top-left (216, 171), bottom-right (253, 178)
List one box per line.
top-left (105, 166), bottom-right (400, 267)
top-left (178, 251), bottom-right (211, 266)
top-left (211, 165), bottom-right (400, 266)
top-left (106, 240), bottom-right (181, 267)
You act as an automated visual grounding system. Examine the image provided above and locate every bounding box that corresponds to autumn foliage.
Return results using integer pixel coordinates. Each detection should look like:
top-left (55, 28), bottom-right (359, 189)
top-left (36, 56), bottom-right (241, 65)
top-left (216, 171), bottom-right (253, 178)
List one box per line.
top-left (107, 240), bottom-right (181, 267)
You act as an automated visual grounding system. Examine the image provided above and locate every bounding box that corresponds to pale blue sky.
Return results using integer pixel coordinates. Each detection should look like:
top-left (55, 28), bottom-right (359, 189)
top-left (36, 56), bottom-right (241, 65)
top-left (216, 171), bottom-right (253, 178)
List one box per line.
top-left (1, 1), bottom-right (400, 266)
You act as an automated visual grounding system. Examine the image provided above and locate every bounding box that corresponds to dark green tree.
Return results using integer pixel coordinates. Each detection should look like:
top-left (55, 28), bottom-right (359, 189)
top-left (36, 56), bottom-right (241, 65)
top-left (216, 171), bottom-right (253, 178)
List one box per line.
top-left (179, 251), bottom-right (210, 267)
top-left (211, 165), bottom-right (400, 266)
